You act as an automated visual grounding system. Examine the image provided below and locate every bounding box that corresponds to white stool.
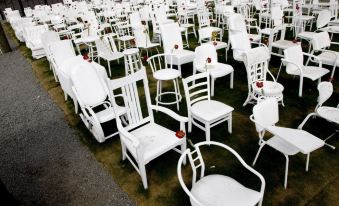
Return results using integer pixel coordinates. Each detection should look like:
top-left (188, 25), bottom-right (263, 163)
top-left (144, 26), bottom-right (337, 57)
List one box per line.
top-left (123, 48), bottom-right (145, 75)
top-left (147, 53), bottom-right (182, 110)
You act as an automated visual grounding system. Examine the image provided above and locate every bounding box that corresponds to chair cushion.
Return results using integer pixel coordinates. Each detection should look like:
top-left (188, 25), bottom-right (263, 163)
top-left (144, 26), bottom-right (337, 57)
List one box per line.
top-left (127, 123), bottom-right (185, 163)
top-left (153, 69), bottom-right (181, 80)
top-left (191, 100), bottom-right (233, 122)
top-left (252, 81), bottom-right (284, 96)
top-left (191, 174), bottom-right (262, 206)
top-left (317, 106), bottom-right (339, 124)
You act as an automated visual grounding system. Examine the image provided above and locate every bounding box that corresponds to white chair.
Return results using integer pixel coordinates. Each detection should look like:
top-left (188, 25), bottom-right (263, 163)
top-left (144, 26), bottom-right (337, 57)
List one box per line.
top-left (178, 141), bottom-right (265, 206)
top-left (160, 23), bottom-right (195, 75)
top-left (198, 27), bottom-right (228, 61)
top-left (280, 45), bottom-right (330, 97)
top-left (95, 36), bottom-right (124, 77)
top-left (133, 27), bottom-right (160, 57)
top-left (243, 47), bottom-right (284, 106)
top-left (71, 61), bottom-right (125, 143)
top-left (106, 69), bottom-right (188, 189)
top-left (250, 98), bottom-right (324, 188)
top-left (308, 31), bottom-right (339, 79)
top-left (182, 72), bottom-right (234, 142)
top-left (193, 44), bottom-right (234, 96)
top-left (24, 25), bottom-right (49, 59)
top-left (41, 31), bottom-right (60, 82)
top-left (267, 25), bottom-right (296, 58)
top-left (197, 12), bottom-right (223, 38)
top-left (298, 82), bottom-right (338, 149)
top-left (228, 13), bottom-right (261, 43)
top-left (147, 53), bottom-right (182, 110)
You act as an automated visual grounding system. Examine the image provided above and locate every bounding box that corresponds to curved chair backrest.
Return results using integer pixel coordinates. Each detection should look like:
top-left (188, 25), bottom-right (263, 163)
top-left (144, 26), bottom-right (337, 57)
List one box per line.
top-left (147, 53), bottom-right (173, 73)
top-left (253, 98), bottom-right (279, 132)
top-left (41, 31), bottom-right (60, 57)
top-left (197, 12), bottom-right (210, 28)
top-left (316, 9), bottom-right (331, 29)
top-left (229, 13), bottom-right (247, 32)
top-left (160, 23), bottom-right (183, 53)
top-left (194, 44), bottom-right (218, 70)
top-left (71, 61), bottom-right (108, 107)
top-left (317, 82), bottom-right (333, 108)
top-left (244, 46), bottom-right (270, 86)
top-left (311, 31), bottom-right (331, 51)
top-left (49, 40), bottom-right (76, 67)
top-left (283, 45), bottom-right (304, 74)
top-left (182, 72), bottom-right (211, 107)
top-left (229, 31), bottom-right (251, 61)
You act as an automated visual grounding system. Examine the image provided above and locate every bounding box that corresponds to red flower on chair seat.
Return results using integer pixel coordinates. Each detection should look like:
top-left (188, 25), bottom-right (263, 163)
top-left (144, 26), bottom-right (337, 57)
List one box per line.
top-left (249, 38), bottom-right (253, 41)
top-left (83, 53), bottom-right (89, 60)
top-left (213, 41), bottom-right (217, 46)
top-left (174, 44), bottom-right (179, 49)
top-left (293, 39), bottom-right (299, 44)
top-left (206, 57), bottom-right (212, 63)
top-left (175, 130), bottom-right (186, 139)
top-left (256, 81), bottom-right (264, 88)
top-left (143, 55), bottom-right (148, 62)
top-left (141, 20), bottom-right (146, 25)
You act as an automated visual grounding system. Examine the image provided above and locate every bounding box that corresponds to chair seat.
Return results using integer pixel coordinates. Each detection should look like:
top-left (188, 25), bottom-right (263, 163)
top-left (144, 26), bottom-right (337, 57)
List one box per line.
top-left (96, 105), bottom-right (126, 123)
top-left (320, 26), bottom-right (339, 33)
top-left (203, 41), bottom-right (228, 50)
top-left (118, 35), bottom-right (134, 41)
top-left (153, 69), bottom-right (181, 80)
top-left (272, 40), bottom-right (297, 50)
top-left (99, 52), bottom-right (124, 61)
top-left (171, 49), bottom-right (195, 65)
top-left (129, 123), bottom-right (185, 163)
top-left (299, 66), bottom-right (329, 81)
top-left (297, 32), bottom-right (316, 40)
top-left (316, 51), bottom-right (339, 66)
top-left (191, 174), bottom-right (262, 206)
top-left (248, 33), bottom-right (261, 42)
top-left (267, 136), bottom-right (300, 155)
top-left (191, 100), bottom-right (234, 122)
top-left (253, 81), bottom-right (284, 96)
top-left (201, 63), bottom-right (233, 78)
top-left (317, 106), bottom-right (339, 124)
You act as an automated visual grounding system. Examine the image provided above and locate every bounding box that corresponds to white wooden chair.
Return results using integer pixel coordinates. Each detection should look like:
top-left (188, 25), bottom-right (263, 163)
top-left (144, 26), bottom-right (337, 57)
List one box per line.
top-left (280, 45), bottom-right (330, 97)
top-left (298, 82), bottom-right (338, 149)
top-left (182, 72), bottom-right (234, 142)
top-left (133, 26), bottom-right (160, 57)
top-left (198, 27), bottom-right (228, 61)
top-left (106, 69), bottom-right (188, 189)
top-left (71, 60), bottom-right (126, 143)
top-left (178, 141), bottom-right (265, 206)
top-left (193, 44), bottom-right (234, 96)
top-left (243, 46), bottom-right (284, 106)
top-left (160, 23), bottom-right (195, 75)
top-left (250, 98), bottom-right (324, 188)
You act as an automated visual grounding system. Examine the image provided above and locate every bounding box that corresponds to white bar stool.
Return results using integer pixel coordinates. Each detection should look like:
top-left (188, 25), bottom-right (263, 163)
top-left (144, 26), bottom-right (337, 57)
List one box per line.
top-left (123, 48), bottom-right (145, 75)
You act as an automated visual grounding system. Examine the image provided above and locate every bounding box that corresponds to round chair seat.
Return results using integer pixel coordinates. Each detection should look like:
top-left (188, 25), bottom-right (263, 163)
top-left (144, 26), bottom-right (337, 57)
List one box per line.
top-left (205, 63), bottom-right (233, 79)
top-left (253, 81), bottom-right (284, 96)
top-left (191, 174), bottom-right (262, 206)
top-left (153, 69), bottom-right (181, 81)
top-left (317, 106), bottom-right (339, 124)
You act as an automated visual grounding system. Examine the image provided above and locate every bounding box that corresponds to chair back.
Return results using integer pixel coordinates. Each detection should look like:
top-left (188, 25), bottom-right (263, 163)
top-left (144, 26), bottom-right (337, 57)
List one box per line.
top-left (147, 53), bottom-right (173, 73)
top-left (229, 13), bottom-right (247, 32)
top-left (194, 44), bottom-right (218, 72)
top-left (311, 31), bottom-right (331, 51)
top-left (229, 31), bottom-right (251, 61)
top-left (71, 61), bottom-right (108, 107)
top-left (95, 38), bottom-right (112, 56)
top-left (244, 47), bottom-right (270, 87)
top-left (133, 27), bottom-right (152, 48)
top-left (160, 23), bottom-right (183, 53)
top-left (283, 45), bottom-right (304, 74)
top-left (182, 72), bottom-right (211, 108)
top-left (41, 31), bottom-right (60, 59)
top-left (130, 11), bottom-right (142, 28)
top-left (316, 10), bottom-right (331, 29)
top-left (106, 69), bottom-right (154, 131)
top-left (197, 12), bottom-right (211, 29)
top-left (102, 33), bottom-right (119, 52)
top-left (253, 98), bottom-right (279, 133)
top-left (317, 82), bottom-right (333, 109)
top-left (49, 40), bottom-right (76, 68)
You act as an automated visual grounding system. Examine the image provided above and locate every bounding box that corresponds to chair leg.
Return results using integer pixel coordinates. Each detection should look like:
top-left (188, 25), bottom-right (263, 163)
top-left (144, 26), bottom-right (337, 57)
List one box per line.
top-left (138, 162), bottom-right (148, 189)
top-left (230, 72), bottom-right (234, 89)
top-left (306, 153), bottom-right (310, 172)
top-left (253, 143), bottom-right (265, 166)
top-left (205, 123), bottom-right (211, 142)
top-left (121, 142), bottom-right (127, 161)
top-left (108, 60), bottom-right (112, 77)
top-left (211, 77), bottom-right (215, 96)
top-left (181, 142), bottom-right (187, 165)
top-left (228, 115), bottom-right (232, 134)
top-left (173, 79), bottom-right (180, 111)
top-left (284, 155), bottom-right (289, 189)
top-left (188, 117), bottom-right (192, 133)
top-left (156, 80), bottom-right (160, 107)
top-left (298, 76), bottom-right (303, 97)
top-left (64, 92), bottom-right (68, 101)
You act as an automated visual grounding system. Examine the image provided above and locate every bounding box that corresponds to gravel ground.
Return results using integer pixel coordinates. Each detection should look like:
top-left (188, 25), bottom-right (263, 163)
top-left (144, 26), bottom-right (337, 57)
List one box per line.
top-left (0, 50), bottom-right (135, 206)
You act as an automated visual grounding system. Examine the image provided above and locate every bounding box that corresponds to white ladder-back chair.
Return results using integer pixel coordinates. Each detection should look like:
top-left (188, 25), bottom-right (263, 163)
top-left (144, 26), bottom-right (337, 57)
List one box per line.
top-left (178, 141), bottom-right (265, 206)
top-left (193, 44), bottom-right (234, 96)
top-left (106, 69), bottom-right (188, 189)
top-left (251, 98), bottom-right (325, 188)
top-left (298, 82), bottom-right (338, 149)
top-left (71, 60), bottom-right (125, 143)
top-left (281, 45), bottom-right (329, 97)
top-left (243, 46), bottom-right (284, 106)
top-left (182, 72), bottom-right (234, 142)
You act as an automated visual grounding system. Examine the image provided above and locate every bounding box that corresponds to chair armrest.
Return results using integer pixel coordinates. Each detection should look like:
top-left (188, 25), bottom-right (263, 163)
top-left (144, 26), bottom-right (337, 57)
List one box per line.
top-left (303, 52), bottom-right (322, 67)
top-left (266, 68), bottom-right (277, 82)
top-left (317, 49), bottom-right (338, 65)
top-left (151, 105), bottom-right (188, 123)
top-left (116, 122), bottom-right (140, 147)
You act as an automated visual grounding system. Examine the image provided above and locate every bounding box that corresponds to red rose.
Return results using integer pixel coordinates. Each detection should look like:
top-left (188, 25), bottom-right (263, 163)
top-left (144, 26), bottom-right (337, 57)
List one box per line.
top-left (175, 130), bottom-right (186, 139)
top-left (83, 53), bottom-right (89, 60)
top-left (141, 20), bottom-right (146, 25)
top-left (256, 81), bottom-right (264, 88)
top-left (296, 4), bottom-right (300, 11)
top-left (292, 39), bottom-right (298, 43)
top-left (213, 41), bottom-right (217, 46)
top-left (207, 57), bottom-right (212, 63)
top-left (143, 55), bottom-right (148, 61)
top-left (174, 44), bottom-right (179, 49)
top-left (249, 38), bottom-right (253, 41)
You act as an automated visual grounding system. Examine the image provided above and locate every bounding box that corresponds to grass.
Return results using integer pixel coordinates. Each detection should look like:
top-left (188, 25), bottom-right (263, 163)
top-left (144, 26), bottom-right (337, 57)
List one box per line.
top-left (1, 19), bottom-right (338, 206)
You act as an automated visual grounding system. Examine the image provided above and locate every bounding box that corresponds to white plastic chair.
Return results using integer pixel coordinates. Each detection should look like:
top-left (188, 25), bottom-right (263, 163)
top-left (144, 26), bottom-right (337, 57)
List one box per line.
top-left (243, 46), bottom-right (284, 106)
top-left (177, 141), bottom-right (265, 206)
top-left (280, 45), bottom-right (330, 97)
top-left (250, 98), bottom-right (324, 188)
top-left (71, 61), bottom-right (125, 143)
top-left (308, 31), bottom-right (339, 79)
top-left (182, 72), bottom-right (234, 142)
top-left (160, 23), bottom-right (195, 74)
top-left (298, 82), bottom-right (338, 149)
top-left (106, 69), bottom-right (188, 189)
top-left (193, 44), bottom-right (234, 96)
